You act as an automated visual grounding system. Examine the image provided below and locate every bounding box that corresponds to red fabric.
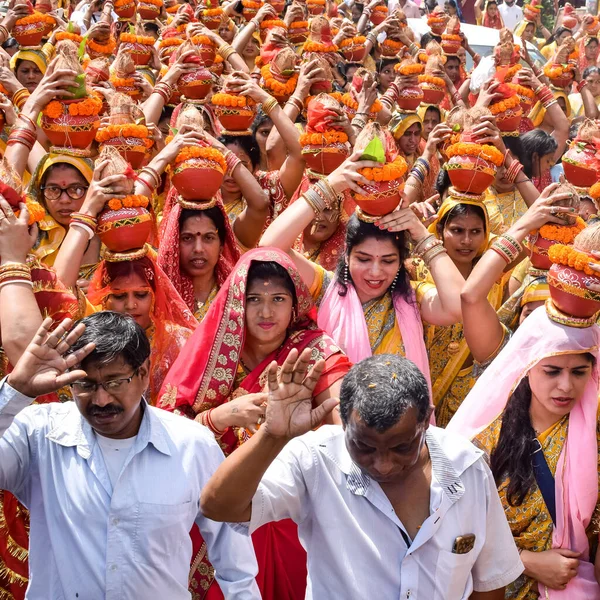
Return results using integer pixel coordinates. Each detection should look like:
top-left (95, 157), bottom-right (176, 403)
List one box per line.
top-left (532, 169), bottom-right (553, 194)
top-left (0, 181), bottom-right (24, 208)
top-left (157, 194), bottom-right (240, 313)
top-left (157, 249), bottom-right (350, 600)
top-left (306, 97), bottom-right (342, 133)
top-left (87, 254), bottom-right (197, 403)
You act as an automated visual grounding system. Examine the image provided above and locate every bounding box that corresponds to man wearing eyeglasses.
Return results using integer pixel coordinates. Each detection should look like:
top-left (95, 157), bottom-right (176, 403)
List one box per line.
top-left (0, 312), bottom-right (260, 599)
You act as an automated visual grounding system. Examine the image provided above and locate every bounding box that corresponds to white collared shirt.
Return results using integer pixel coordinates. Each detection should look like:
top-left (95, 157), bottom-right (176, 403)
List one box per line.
top-left (498, 2), bottom-right (524, 32)
top-left (0, 378), bottom-right (260, 600)
top-left (248, 425), bottom-right (523, 600)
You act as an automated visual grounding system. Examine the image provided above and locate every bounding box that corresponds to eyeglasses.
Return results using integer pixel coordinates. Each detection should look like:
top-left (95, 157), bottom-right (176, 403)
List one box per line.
top-left (40, 184), bottom-right (88, 201)
top-left (70, 371), bottom-right (138, 397)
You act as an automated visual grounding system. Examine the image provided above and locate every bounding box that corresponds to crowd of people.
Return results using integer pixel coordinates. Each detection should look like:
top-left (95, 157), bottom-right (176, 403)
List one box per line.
top-left (0, 0), bottom-right (599, 597)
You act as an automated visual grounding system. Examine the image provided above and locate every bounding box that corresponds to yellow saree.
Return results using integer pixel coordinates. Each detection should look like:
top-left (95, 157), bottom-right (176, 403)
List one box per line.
top-left (474, 415), bottom-right (600, 600)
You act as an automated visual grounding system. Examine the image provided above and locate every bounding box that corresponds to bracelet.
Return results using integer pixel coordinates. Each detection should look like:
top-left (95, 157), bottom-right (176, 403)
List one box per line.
top-left (12, 89), bottom-right (30, 111)
top-left (532, 65), bottom-right (542, 78)
top-left (505, 158), bottom-right (523, 184)
top-left (415, 157), bottom-right (430, 175)
top-left (70, 221), bottom-right (95, 240)
top-left (71, 212), bottom-right (98, 228)
top-left (153, 81), bottom-right (173, 104)
top-left (366, 32), bottom-right (377, 45)
top-left (218, 43), bottom-right (236, 60)
top-left (0, 278), bottom-right (33, 290)
top-left (225, 151), bottom-right (241, 176)
top-left (140, 166), bottom-right (161, 190)
top-left (542, 99), bottom-right (557, 110)
top-left (0, 262), bottom-right (32, 287)
top-left (0, 24), bottom-right (9, 44)
top-left (413, 233), bottom-right (436, 256)
top-left (490, 234), bottom-right (522, 264)
top-left (7, 127), bottom-right (36, 150)
top-left (579, 79), bottom-right (588, 91)
top-left (250, 18), bottom-right (260, 29)
top-left (313, 180), bottom-right (337, 208)
top-left (351, 117), bottom-right (366, 129)
top-left (198, 408), bottom-right (227, 437)
top-left (409, 42), bottom-right (419, 57)
top-left (421, 242), bottom-right (446, 266)
top-left (286, 95), bottom-right (304, 113)
top-left (303, 187), bottom-right (326, 215)
top-left (17, 113), bottom-right (37, 131)
top-left (262, 96), bottom-right (279, 115)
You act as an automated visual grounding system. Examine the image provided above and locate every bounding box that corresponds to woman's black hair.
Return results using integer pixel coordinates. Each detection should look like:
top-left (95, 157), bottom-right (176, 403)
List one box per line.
top-left (334, 214), bottom-right (411, 300)
top-left (2, 38), bottom-right (18, 51)
top-left (583, 66), bottom-right (600, 79)
top-left (251, 108), bottom-right (273, 135)
top-left (541, 26), bottom-right (572, 49)
top-left (376, 58), bottom-right (399, 74)
top-left (247, 261), bottom-right (297, 307)
top-left (490, 353), bottom-right (595, 506)
top-left (420, 31), bottom-right (442, 47)
top-left (436, 203), bottom-right (486, 238)
top-left (435, 168), bottom-right (451, 198)
top-left (503, 136), bottom-right (524, 165)
top-left (179, 207), bottom-right (226, 246)
top-left (219, 134), bottom-right (261, 170)
top-left (520, 130), bottom-right (558, 178)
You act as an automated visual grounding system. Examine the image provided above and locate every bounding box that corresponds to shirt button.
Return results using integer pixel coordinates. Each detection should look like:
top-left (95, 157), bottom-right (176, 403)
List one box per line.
top-left (112, 518), bottom-right (119, 526)
top-left (111, 565), bottom-right (118, 572)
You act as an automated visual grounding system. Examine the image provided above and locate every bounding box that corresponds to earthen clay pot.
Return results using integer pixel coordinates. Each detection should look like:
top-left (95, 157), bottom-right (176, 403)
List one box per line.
top-left (446, 154), bottom-right (496, 195)
top-left (97, 205), bottom-right (153, 252)
top-left (548, 261), bottom-right (600, 318)
top-left (178, 66), bottom-right (213, 100)
top-left (214, 105), bottom-right (257, 131)
top-left (397, 85), bottom-right (424, 111)
top-left (171, 158), bottom-right (224, 200)
top-left (40, 99), bottom-right (100, 149)
top-left (302, 143), bottom-right (350, 174)
top-left (562, 143), bottom-right (599, 188)
top-left (354, 179), bottom-right (402, 216)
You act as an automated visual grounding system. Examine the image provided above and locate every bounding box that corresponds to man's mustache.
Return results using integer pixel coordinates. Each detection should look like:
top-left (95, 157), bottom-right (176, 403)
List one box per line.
top-left (87, 405), bottom-right (124, 417)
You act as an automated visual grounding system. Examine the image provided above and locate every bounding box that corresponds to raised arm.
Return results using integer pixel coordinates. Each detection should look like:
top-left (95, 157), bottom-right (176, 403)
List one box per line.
top-left (0, 199), bottom-right (43, 365)
top-left (232, 3), bottom-right (277, 57)
top-left (461, 185), bottom-right (576, 362)
top-left (260, 153), bottom-right (381, 287)
top-left (201, 348), bottom-right (336, 523)
top-left (229, 74), bottom-right (305, 200)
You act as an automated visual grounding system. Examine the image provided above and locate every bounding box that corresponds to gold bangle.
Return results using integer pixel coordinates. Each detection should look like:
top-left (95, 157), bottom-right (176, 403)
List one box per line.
top-left (262, 96), bottom-right (279, 115)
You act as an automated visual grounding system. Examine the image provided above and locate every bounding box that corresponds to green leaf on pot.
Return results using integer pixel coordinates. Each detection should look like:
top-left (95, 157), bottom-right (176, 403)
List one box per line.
top-left (361, 136), bottom-right (385, 163)
top-left (78, 35), bottom-right (87, 60)
top-left (68, 73), bottom-right (87, 99)
top-left (67, 21), bottom-right (75, 33)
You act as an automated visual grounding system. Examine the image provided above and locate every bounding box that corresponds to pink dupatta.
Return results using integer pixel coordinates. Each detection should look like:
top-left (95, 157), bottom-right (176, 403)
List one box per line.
top-left (448, 306), bottom-right (600, 600)
top-left (317, 280), bottom-right (433, 398)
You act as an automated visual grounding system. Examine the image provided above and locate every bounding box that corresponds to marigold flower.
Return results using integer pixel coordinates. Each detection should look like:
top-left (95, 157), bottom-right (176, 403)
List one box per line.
top-left (299, 130), bottom-right (349, 145)
top-left (211, 92), bottom-right (251, 107)
top-left (302, 40), bottom-right (338, 52)
top-left (549, 243), bottom-right (600, 277)
top-left (445, 142), bottom-right (504, 167)
top-left (359, 156), bottom-right (408, 182)
top-left (175, 146), bottom-right (227, 171)
top-left (340, 92), bottom-right (382, 114)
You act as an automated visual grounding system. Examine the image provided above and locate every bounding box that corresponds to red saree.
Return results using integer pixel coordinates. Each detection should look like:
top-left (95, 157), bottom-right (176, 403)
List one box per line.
top-left (0, 260), bottom-right (85, 600)
top-left (158, 248), bottom-right (351, 600)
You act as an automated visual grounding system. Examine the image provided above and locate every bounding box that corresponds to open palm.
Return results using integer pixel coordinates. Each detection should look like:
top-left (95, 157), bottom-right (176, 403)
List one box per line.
top-left (7, 318), bottom-right (95, 398)
top-left (262, 348), bottom-right (338, 440)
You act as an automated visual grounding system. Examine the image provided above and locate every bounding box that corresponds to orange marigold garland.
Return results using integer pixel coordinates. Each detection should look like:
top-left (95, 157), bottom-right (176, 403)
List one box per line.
top-left (549, 243), bottom-right (600, 277)
top-left (537, 217), bottom-right (586, 243)
top-left (359, 156), bottom-right (408, 182)
top-left (543, 63), bottom-right (575, 79)
top-left (489, 94), bottom-right (521, 115)
top-left (418, 74), bottom-right (446, 87)
top-left (159, 37), bottom-right (184, 48)
top-left (382, 38), bottom-right (404, 51)
top-left (111, 76), bottom-right (136, 88)
top-left (120, 33), bottom-right (156, 45)
top-left (56, 31), bottom-right (83, 43)
top-left (395, 62), bottom-right (425, 75)
top-left (42, 96), bottom-right (103, 118)
top-left (87, 37), bottom-right (117, 54)
top-left (341, 92), bottom-right (382, 113)
top-left (590, 182), bottom-right (600, 200)
top-left (191, 34), bottom-right (214, 46)
top-left (507, 82), bottom-right (536, 99)
top-left (15, 12), bottom-right (55, 26)
top-left (203, 7), bottom-right (224, 15)
top-left (96, 124), bottom-right (152, 143)
top-left (260, 19), bottom-right (287, 29)
top-left (261, 64), bottom-right (298, 95)
top-left (141, 0), bottom-right (162, 6)
top-left (16, 200), bottom-right (45, 225)
top-left (211, 93), bottom-right (254, 107)
top-left (302, 40), bottom-right (338, 52)
top-left (299, 131), bottom-right (349, 145)
top-left (173, 146), bottom-right (227, 170)
top-left (107, 195), bottom-right (150, 211)
top-left (445, 142), bottom-right (504, 166)
top-left (340, 36), bottom-right (366, 48)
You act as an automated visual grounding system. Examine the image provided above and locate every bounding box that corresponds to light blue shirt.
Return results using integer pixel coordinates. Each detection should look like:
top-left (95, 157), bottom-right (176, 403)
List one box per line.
top-left (0, 378), bottom-right (260, 600)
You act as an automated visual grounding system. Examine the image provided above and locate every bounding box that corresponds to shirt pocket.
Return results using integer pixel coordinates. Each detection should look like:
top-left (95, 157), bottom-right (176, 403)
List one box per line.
top-left (133, 500), bottom-right (197, 565)
top-left (434, 549), bottom-right (475, 600)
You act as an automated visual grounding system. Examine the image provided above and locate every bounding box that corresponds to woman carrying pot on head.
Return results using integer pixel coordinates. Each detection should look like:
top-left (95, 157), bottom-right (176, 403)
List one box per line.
top-left (260, 148), bottom-right (466, 388)
top-left (157, 247), bottom-right (351, 600)
top-left (448, 229), bottom-right (600, 600)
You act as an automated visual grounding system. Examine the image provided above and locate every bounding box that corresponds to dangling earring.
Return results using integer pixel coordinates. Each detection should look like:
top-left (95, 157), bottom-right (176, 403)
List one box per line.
top-left (344, 261), bottom-right (349, 285)
top-left (390, 269), bottom-right (400, 291)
